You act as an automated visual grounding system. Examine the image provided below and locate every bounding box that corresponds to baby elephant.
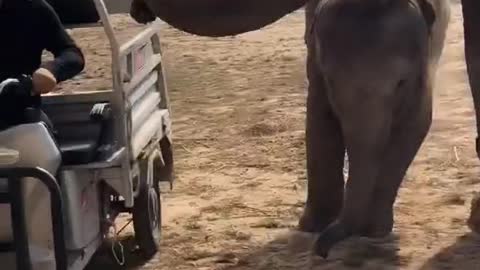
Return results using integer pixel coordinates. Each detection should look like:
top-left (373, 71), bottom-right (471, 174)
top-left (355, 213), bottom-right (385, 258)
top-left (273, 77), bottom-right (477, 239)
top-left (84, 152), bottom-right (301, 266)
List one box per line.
top-left (299, 0), bottom-right (450, 257)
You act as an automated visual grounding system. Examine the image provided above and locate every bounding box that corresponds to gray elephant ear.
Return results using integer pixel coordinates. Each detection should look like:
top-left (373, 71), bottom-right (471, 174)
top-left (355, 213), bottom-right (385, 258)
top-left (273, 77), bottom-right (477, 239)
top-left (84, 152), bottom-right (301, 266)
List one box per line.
top-left (417, 0), bottom-right (436, 33)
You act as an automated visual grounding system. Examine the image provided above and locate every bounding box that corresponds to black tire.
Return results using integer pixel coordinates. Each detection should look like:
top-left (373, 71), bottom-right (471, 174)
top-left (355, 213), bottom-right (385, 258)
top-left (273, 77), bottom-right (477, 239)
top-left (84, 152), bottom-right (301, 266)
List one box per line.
top-left (132, 159), bottom-right (161, 259)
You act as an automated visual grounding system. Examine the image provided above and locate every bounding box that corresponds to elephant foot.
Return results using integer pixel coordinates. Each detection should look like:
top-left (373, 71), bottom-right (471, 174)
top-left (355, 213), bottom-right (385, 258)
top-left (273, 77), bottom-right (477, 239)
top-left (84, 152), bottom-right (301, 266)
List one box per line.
top-left (361, 206), bottom-right (394, 238)
top-left (298, 208), bottom-right (336, 233)
top-left (313, 220), bottom-right (350, 258)
top-left (468, 193), bottom-right (480, 234)
top-left (360, 227), bottom-right (393, 239)
top-left (476, 137), bottom-right (480, 161)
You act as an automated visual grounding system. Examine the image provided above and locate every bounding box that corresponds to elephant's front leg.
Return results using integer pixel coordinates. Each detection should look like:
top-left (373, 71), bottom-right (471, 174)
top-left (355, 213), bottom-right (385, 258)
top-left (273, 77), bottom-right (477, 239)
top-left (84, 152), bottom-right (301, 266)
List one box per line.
top-left (461, 0), bottom-right (480, 159)
top-left (366, 102), bottom-right (432, 237)
top-left (314, 96), bottom-right (393, 257)
top-left (298, 52), bottom-right (345, 233)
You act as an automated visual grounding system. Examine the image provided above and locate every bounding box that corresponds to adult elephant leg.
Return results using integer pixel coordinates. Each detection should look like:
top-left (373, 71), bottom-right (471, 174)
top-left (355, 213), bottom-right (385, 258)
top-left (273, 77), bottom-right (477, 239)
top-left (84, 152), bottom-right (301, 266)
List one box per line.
top-left (461, 0), bottom-right (480, 158)
top-left (304, 0), bottom-right (320, 44)
top-left (365, 101), bottom-right (432, 237)
top-left (314, 97), bottom-right (392, 257)
top-left (298, 51), bottom-right (345, 233)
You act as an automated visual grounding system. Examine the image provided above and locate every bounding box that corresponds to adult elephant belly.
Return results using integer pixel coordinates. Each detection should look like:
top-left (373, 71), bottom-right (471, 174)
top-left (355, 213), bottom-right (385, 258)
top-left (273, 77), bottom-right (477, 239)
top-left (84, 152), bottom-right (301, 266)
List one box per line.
top-left (131, 0), bottom-right (308, 37)
top-left (298, 0), bottom-right (450, 258)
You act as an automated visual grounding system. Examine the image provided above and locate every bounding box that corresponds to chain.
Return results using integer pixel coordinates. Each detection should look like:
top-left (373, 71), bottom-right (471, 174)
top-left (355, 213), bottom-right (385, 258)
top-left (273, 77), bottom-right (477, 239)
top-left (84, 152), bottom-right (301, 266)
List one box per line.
top-left (110, 223), bottom-right (125, 266)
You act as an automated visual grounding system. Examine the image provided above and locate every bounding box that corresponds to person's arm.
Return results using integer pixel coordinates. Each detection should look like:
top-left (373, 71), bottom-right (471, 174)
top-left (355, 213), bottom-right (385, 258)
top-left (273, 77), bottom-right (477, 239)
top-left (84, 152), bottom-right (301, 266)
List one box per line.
top-left (37, 0), bottom-right (85, 83)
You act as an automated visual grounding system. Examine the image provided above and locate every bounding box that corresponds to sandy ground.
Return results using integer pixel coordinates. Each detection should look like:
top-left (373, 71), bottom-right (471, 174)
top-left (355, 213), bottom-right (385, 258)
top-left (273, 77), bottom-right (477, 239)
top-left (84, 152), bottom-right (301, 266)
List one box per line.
top-left (56, 1), bottom-right (480, 269)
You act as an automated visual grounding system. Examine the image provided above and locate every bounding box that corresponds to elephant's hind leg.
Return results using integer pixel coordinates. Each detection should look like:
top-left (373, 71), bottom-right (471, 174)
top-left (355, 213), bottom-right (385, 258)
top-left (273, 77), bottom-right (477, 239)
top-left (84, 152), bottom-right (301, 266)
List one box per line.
top-left (365, 99), bottom-right (432, 238)
top-left (298, 56), bottom-right (345, 233)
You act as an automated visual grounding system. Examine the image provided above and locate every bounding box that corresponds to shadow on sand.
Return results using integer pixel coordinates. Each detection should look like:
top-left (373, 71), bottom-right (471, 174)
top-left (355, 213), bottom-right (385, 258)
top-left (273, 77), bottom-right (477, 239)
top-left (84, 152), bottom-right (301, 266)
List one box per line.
top-left (85, 230), bottom-right (405, 270)
top-left (220, 231), bottom-right (403, 270)
top-left (85, 235), bottom-right (159, 270)
top-left (418, 233), bottom-right (480, 270)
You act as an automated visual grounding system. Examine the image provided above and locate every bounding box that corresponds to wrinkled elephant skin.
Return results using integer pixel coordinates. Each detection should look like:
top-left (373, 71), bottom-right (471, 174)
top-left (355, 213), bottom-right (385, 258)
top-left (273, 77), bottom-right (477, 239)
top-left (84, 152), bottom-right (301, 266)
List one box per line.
top-left (127, 0), bottom-right (480, 249)
top-left (297, 0), bottom-right (450, 257)
top-left (461, 0), bottom-right (480, 159)
top-left (130, 0), bottom-right (308, 37)
top-left (461, 1), bottom-right (480, 234)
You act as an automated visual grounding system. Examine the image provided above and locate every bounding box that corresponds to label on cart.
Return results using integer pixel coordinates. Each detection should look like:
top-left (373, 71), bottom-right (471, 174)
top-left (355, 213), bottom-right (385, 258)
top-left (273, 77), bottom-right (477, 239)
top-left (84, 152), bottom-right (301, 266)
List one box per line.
top-left (133, 44), bottom-right (147, 73)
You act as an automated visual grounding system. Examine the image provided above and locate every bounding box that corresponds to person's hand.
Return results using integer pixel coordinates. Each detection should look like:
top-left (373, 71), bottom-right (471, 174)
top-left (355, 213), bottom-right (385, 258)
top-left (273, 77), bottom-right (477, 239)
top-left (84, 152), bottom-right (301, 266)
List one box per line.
top-left (32, 68), bottom-right (57, 95)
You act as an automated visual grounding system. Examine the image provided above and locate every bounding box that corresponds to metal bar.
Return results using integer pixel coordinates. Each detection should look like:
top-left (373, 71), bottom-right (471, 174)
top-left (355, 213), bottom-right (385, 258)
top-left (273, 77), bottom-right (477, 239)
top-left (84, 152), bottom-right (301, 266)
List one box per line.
top-left (92, 0), bottom-right (126, 150)
top-left (131, 92), bottom-right (161, 132)
top-left (147, 21), bottom-right (170, 114)
top-left (119, 22), bottom-right (161, 58)
top-left (9, 177), bottom-right (31, 270)
top-left (43, 90), bottom-right (113, 105)
top-left (131, 109), bottom-right (166, 158)
top-left (123, 54), bottom-right (162, 94)
top-left (92, 0), bottom-right (132, 185)
top-left (157, 60), bottom-right (170, 113)
top-left (92, 0), bottom-right (119, 60)
top-left (0, 167), bottom-right (67, 270)
top-left (127, 72), bottom-right (158, 101)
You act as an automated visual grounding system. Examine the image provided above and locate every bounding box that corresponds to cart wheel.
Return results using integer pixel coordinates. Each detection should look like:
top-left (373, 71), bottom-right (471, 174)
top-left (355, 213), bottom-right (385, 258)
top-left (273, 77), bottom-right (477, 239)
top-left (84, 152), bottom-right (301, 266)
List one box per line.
top-left (133, 157), bottom-right (161, 259)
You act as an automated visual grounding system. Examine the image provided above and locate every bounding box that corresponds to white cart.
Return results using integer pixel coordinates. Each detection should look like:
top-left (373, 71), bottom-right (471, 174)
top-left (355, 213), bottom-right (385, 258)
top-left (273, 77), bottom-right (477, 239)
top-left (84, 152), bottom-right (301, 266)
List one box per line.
top-left (0, 0), bottom-right (174, 269)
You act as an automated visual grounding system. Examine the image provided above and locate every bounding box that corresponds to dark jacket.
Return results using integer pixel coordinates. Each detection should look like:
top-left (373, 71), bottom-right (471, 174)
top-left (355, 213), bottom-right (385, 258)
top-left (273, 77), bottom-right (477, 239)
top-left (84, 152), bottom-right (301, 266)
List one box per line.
top-left (0, 0), bottom-right (85, 83)
top-left (0, 0), bottom-right (85, 128)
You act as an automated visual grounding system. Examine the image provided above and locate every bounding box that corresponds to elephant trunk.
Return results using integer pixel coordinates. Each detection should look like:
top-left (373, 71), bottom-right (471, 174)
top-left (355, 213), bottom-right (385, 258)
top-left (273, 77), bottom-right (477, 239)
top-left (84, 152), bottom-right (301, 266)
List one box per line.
top-left (313, 220), bottom-right (350, 258)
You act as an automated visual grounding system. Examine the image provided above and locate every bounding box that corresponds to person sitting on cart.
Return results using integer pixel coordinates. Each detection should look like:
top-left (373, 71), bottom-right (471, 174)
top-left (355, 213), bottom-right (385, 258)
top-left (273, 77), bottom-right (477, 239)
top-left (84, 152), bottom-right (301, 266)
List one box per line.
top-left (0, 0), bottom-right (85, 129)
